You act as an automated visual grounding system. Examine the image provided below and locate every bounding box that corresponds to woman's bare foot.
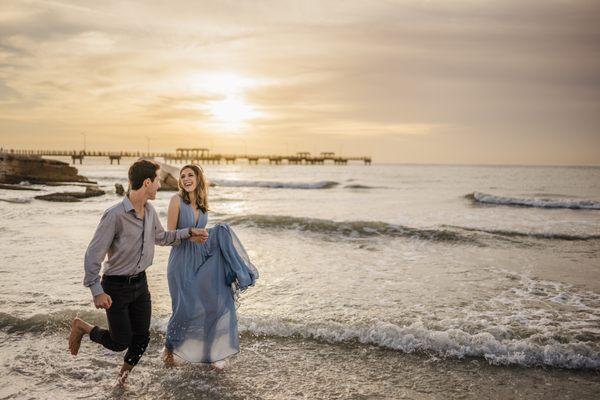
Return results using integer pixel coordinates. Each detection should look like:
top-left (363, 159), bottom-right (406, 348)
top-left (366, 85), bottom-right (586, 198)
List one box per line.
top-left (210, 360), bottom-right (226, 371)
top-left (162, 348), bottom-right (176, 368)
top-left (68, 317), bottom-right (92, 355)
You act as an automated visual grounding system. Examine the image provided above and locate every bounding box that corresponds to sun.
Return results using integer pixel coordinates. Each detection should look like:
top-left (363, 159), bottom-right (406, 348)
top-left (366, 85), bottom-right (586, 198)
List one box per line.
top-left (208, 96), bottom-right (258, 131)
top-left (189, 72), bottom-right (262, 132)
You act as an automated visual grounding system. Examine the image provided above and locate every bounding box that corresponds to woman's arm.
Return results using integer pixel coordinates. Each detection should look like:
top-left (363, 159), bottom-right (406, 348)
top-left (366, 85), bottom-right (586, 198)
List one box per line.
top-left (167, 194), bottom-right (180, 231)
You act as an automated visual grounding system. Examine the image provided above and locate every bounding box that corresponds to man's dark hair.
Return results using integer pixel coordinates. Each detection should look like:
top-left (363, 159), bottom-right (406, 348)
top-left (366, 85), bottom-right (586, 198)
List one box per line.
top-left (128, 159), bottom-right (160, 190)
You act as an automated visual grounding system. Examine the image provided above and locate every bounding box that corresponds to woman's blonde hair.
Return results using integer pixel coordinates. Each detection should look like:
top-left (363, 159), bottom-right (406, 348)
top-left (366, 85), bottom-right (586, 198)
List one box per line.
top-left (178, 164), bottom-right (209, 213)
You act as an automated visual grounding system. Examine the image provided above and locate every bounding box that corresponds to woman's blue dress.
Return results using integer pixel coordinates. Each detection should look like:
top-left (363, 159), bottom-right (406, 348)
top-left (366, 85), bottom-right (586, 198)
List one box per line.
top-left (165, 197), bottom-right (258, 363)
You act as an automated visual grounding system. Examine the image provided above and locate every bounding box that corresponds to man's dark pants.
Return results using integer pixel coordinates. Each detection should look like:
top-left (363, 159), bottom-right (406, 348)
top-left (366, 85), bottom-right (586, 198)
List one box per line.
top-left (89, 272), bottom-right (151, 366)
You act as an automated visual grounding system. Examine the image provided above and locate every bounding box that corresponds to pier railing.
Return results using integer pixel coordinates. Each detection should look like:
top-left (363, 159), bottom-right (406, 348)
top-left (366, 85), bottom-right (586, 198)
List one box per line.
top-left (1, 148), bottom-right (371, 165)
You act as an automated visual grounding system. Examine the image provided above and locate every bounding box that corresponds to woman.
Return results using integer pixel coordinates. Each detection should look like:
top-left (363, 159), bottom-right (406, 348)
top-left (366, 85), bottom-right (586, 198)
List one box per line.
top-left (163, 164), bottom-right (258, 366)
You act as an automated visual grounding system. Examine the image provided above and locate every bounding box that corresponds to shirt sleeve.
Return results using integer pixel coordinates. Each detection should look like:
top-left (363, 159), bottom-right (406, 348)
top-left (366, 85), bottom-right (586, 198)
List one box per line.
top-left (153, 207), bottom-right (191, 246)
top-left (83, 210), bottom-right (116, 297)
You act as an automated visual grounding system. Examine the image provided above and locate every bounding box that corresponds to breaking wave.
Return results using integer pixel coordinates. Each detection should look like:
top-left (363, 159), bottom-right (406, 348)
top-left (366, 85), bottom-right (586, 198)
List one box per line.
top-left (219, 214), bottom-right (599, 244)
top-left (237, 316), bottom-right (600, 369)
top-left (468, 192), bottom-right (600, 210)
top-left (0, 198), bottom-right (32, 204)
top-left (2, 311), bottom-right (597, 369)
top-left (211, 179), bottom-right (339, 189)
top-left (220, 214), bottom-right (477, 244)
top-left (343, 184), bottom-right (378, 189)
top-left (446, 225), bottom-right (600, 241)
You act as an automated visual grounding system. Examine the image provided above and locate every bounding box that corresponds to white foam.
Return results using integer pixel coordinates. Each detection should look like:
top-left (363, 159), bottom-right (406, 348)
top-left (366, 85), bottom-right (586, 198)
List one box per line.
top-left (235, 316), bottom-right (600, 369)
top-left (472, 192), bottom-right (600, 210)
top-left (148, 311), bottom-right (600, 370)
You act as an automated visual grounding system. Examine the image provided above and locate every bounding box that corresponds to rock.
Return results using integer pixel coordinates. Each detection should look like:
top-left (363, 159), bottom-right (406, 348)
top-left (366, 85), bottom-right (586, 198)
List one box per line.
top-left (0, 152), bottom-right (94, 184)
top-left (156, 161), bottom-right (180, 191)
top-left (0, 183), bottom-right (41, 191)
top-left (136, 158), bottom-right (179, 191)
top-left (83, 186), bottom-right (106, 197)
top-left (115, 183), bottom-right (125, 196)
top-left (35, 186), bottom-right (106, 202)
top-left (35, 193), bottom-right (82, 202)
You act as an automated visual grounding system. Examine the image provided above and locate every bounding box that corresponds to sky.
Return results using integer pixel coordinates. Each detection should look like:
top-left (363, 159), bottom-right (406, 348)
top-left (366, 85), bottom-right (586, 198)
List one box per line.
top-left (0, 0), bottom-right (599, 165)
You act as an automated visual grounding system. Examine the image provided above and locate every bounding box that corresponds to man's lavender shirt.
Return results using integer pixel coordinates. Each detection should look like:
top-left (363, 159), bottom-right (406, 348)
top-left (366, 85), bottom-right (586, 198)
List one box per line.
top-left (84, 196), bottom-right (191, 297)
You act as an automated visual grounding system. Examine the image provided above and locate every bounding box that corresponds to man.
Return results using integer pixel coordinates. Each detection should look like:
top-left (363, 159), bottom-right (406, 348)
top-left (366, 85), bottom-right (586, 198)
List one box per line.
top-left (68, 159), bottom-right (208, 383)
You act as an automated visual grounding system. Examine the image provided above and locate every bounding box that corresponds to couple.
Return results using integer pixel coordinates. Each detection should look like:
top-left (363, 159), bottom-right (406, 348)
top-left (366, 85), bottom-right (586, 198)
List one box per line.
top-left (68, 159), bottom-right (258, 383)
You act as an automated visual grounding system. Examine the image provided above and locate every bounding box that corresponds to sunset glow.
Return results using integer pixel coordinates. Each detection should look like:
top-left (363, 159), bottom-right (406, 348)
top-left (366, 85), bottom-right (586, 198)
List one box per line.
top-left (208, 96), bottom-right (258, 131)
top-left (0, 0), bottom-right (598, 164)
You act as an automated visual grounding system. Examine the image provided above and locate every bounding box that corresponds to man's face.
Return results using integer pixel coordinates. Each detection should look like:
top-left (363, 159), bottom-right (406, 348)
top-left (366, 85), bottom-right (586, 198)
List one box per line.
top-left (145, 175), bottom-right (161, 200)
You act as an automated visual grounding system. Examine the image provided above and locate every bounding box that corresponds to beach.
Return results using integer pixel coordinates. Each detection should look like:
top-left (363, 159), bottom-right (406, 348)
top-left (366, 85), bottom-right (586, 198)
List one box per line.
top-left (1, 158), bottom-right (599, 399)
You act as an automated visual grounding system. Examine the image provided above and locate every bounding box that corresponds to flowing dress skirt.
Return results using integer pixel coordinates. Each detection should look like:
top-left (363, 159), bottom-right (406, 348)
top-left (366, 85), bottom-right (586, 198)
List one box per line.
top-left (166, 201), bottom-right (255, 363)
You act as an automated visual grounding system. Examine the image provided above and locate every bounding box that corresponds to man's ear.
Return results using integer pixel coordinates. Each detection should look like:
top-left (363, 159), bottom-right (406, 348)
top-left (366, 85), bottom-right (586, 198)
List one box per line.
top-left (143, 177), bottom-right (152, 188)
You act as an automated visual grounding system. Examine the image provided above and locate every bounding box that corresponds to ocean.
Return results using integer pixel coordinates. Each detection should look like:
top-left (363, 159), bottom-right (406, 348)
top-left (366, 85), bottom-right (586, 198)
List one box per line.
top-left (1, 158), bottom-right (599, 399)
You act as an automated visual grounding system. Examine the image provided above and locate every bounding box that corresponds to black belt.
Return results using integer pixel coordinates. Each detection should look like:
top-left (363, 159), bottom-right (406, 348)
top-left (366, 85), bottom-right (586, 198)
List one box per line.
top-left (103, 271), bottom-right (146, 284)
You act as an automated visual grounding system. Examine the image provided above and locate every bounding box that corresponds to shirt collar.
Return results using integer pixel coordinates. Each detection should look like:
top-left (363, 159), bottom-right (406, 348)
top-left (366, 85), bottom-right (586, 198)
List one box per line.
top-left (122, 196), bottom-right (135, 214)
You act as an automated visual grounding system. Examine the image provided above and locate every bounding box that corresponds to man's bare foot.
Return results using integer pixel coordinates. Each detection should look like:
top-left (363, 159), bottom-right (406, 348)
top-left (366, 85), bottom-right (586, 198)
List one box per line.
top-left (117, 363), bottom-right (134, 385)
top-left (68, 317), bottom-right (92, 355)
top-left (162, 348), bottom-right (176, 368)
top-left (117, 370), bottom-right (129, 386)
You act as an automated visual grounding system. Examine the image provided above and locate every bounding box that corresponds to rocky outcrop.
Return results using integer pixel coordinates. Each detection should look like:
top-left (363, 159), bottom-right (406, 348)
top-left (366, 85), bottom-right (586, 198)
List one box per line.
top-left (134, 158), bottom-right (179, 191)
top-left (35, 186), bottom-right (106, 202)
top-left (0, 183), bottom-right (41, 191)
top-left (0, 152), bottom-right (93, 184)
top-left (156, 161), bottom-right (180, 191)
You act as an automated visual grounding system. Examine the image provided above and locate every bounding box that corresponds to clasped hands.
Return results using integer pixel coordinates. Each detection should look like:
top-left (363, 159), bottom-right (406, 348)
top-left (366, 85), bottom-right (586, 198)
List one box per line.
top-left (189, 228), bottom-right (209, 244)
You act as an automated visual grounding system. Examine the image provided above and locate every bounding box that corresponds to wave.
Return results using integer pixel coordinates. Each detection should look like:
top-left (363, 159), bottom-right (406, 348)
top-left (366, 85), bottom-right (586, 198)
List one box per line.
top-left (468, 192), bottom-right (600, 210)
top-left (220, 214), bottom-right (598, 244)
top-left (237, 317), bottom-right (600, 370)
top-left (2, 311), bottom-right (597, 369)
top-left (210, 196), bottom-right (244, 202)
top-left (220, 214), bottom-right (478, 244)
top-left (211, 179), bottom-right (339, 189)
top-left (343, 184), bottom-right (379, 189)
top-left (83, 175), bottom-right (127, 181)
top-left (0, 310), bottom-right (104, 334)
top-left (446, 225), bottom-right (600, 241)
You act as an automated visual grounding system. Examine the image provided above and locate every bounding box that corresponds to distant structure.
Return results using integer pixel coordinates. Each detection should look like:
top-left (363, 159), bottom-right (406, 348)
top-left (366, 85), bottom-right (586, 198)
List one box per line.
top-left (3, 148), bottom-right (371, 165)
top-left (173, 148), bottom-right (209, 160)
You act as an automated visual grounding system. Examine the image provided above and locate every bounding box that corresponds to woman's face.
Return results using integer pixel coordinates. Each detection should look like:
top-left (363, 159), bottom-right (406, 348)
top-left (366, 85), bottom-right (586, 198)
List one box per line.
top-left (180, 167), bottom-right (198, 193)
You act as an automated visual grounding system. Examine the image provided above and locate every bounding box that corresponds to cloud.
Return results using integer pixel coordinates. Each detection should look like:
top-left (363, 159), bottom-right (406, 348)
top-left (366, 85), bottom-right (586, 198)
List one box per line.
top-left (0, 0), bottom-right (599, 163)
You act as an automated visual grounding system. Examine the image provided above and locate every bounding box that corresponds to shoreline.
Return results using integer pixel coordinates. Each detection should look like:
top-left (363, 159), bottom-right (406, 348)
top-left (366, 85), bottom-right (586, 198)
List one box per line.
top-left (1, 329), bottom-right (599, 399)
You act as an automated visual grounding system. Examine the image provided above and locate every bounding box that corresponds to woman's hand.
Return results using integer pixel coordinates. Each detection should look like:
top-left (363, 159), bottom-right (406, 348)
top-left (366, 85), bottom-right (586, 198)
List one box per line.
top-left (190, 228), bottom-right (208, 244)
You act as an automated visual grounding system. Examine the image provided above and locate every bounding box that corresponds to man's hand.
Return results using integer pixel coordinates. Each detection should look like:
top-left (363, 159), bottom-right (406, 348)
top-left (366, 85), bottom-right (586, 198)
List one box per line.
top-left (190, 228), bottom-right (208, 244)
top-left (189, 236), bottom-right (208, 244)
top-left (190, 228), bottom-right (208, 237)
top-left (93, 293), bottom-right (112, 309)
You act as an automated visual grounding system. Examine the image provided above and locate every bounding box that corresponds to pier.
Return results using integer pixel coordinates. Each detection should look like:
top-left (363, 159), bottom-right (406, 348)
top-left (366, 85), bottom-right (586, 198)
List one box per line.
top-left (2, 148), bottom-right (372, 165)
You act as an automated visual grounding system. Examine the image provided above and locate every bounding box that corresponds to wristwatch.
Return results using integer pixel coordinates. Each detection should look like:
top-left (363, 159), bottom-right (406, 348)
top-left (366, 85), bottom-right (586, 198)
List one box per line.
top-left (188, 227), bottom-right (193, 236)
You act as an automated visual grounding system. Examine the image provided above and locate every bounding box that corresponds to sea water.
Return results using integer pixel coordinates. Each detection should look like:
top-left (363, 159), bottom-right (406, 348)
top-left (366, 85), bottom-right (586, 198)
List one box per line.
top-left (0, 158), bottom-right (599, 399)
